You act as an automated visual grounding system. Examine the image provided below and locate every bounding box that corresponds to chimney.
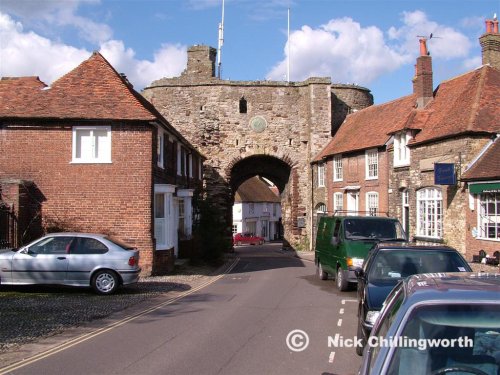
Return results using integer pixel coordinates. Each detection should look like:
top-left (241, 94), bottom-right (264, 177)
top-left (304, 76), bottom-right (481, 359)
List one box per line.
top-left (412, 38), bottom-right (433, 108)
top-left (479, 16), bottom-right (500, 69)
top-left (182, 45), bottom-right (217, 80)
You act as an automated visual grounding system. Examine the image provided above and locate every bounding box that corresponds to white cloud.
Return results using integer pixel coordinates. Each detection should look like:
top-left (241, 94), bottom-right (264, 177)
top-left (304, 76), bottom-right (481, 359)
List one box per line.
top-left (0, 0), bottom-right (111, 44)
top-left (0, 11), bottom-right (187, 90)
top-left (267, 17), bottom-right (409, 84)
top-left (267, 11), bottom-right (472, 85)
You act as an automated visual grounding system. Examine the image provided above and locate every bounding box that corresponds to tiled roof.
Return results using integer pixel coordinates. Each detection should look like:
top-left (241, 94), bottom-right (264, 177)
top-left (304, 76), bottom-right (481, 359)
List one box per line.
top-left (313, 94), bottom-right (417, 161)
top-left (462, 138), bottom-right (500, 181)
top-left (314, 65), bottom-right (499, 162)
top-left (0, 52), bottom-right (156, 121)
top-left (235, 177), bottom-right (281, 203)
top-left (410, 65), bottom-right (500, 145)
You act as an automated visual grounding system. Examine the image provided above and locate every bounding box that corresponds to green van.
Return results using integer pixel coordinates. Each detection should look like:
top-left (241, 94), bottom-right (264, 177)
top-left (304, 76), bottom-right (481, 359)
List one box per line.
top-left (314, 215), bottom-right (406, 291)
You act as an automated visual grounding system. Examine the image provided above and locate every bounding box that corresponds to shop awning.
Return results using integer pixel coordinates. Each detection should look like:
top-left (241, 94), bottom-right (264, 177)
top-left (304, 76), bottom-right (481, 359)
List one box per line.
top-left (469, 182), bottom-right (500, 194)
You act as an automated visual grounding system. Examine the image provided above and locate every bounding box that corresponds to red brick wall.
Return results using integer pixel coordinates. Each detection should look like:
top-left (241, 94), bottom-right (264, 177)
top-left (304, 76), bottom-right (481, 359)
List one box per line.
top-left (0, 121), bottom-right (155, 274)
top-left (325, 149), bottom-right (389, 215)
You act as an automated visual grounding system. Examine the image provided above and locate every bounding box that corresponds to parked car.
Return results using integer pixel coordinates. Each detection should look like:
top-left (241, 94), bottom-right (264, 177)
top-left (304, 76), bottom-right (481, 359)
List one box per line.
top-left (315, 214), bottom-right (406, 291)
top-left (233, 233), bottom-right (264, 246)
top-left (355, 242), bottom-right (472, 355)
top-left (358, 272), bottom-right (500, 375)
top-left (0, 233), bottom-right (140, 295)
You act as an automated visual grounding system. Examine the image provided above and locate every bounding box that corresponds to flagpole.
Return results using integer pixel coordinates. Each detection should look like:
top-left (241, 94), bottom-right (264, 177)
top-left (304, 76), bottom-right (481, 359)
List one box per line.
top-left (287, 7), bottom-right (290, 83)
top-left (217, 0), bottom-right (225, 79)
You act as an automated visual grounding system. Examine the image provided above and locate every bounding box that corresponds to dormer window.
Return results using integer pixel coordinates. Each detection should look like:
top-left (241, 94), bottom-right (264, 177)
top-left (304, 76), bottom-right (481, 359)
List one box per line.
top-left (239, 97), bottom-right (247, 114)
top-left (394, 131), bottom-right (412, 167)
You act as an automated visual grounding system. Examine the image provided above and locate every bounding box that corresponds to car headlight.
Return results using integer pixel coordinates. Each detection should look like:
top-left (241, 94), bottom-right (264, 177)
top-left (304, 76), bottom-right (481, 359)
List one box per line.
top-left (365, 310), bottom-right (380, 325)
top-left (347, 257), bottom-right (364, 268)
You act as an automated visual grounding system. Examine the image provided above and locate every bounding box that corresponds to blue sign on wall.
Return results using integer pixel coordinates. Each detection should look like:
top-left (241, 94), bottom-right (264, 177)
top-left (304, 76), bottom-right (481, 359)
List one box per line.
top-left (434, 163), bottom-right (456, 185)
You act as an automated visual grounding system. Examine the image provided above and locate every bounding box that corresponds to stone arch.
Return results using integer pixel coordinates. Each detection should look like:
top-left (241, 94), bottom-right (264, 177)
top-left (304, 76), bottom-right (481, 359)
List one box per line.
top-left (227, 153), bottom-right (294, 193)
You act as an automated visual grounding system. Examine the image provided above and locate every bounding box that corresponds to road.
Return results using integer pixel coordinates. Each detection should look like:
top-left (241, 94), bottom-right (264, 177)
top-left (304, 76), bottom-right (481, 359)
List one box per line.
top-left (2, 243), bottom-right (362, 375)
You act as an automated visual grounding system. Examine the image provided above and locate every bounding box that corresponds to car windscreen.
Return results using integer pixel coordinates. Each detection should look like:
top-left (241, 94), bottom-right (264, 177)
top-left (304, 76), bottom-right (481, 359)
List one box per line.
top-left (343, 218), bottom-right (405, 241)
top-left (367, 250), bottom-right (470, 280)
top-left (386, 304), bottom-right (500, 375)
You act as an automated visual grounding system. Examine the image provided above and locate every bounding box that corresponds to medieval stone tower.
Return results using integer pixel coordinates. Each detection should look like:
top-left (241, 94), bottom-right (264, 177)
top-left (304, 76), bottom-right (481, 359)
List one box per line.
top-left (142, 45), bottom-right (372, 250)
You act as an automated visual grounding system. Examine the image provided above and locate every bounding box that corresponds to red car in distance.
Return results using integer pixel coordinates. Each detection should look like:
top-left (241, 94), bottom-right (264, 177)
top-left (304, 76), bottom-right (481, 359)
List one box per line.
top-left (233, 233), bottom-right (264, 246)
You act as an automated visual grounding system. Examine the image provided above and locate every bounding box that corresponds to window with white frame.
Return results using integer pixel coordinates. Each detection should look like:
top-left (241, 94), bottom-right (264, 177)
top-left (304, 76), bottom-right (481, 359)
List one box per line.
top-left (333, 155), bottom-right (343, 181)
top-left (365, 149), bottom-right (378, 180)
top-left (232, 224), bottom-right (238, 234)
top-left (177, 143), bottom-right (182, 175)
top-left (366, 192), bottom-right (379, 216)
top-left (316, 203), bottom-right (327, 213)
top-left (334, 192), bottom-right (343, 213)
top-left (416, 187), bottom-right (443, 238)
top-left (318, 163), bottom-right (325, 187)
top-left (157, 130), bottom-right (164, 168)
top-left (478, 192), bottom-right (500, 240)
top-left (72, 126), bottom-right (111, 163)
top-left (394, 131), bottom-right (411, 167)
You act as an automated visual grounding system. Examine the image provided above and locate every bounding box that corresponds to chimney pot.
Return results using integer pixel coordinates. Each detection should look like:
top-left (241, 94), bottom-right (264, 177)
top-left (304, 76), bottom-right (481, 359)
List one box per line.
top-left (494, 20), bottom-right (499, 34)
top-left (486, 20), bottom-right (493, 33)
top-left (419, 38), bottom-right (428, 56)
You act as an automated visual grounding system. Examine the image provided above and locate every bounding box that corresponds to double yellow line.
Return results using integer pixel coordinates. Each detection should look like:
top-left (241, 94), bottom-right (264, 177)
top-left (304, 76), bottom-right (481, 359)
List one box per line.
top-left (0, 257), bottom-right (240, 374)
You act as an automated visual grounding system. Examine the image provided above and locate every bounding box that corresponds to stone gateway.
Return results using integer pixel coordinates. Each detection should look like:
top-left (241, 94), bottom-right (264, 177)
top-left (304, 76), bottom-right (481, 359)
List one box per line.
top-left (143, 45), bottom-right (372, 250)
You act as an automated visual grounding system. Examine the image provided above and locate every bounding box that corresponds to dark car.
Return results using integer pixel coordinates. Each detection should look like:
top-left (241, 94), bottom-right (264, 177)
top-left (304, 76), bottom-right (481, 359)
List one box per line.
top-left (358, 273), bottom-right (500, 375)
top-left (355, 243), bottom-right (472, 355)
top-left (0, 233), bottom-right (141, 295)
top-left (233, 233), bottom-right (264, 246)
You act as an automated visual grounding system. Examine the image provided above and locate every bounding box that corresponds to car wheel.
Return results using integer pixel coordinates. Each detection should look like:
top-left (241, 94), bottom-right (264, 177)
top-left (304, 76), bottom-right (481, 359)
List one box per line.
top-left (317, 262), bottom-right (328, 280)
top-left (92, 269), bottom-right (119, 295)
top-left (336, 266), bottom-right (349, 291)
top-left (356, 319), bottom-right (366, 356)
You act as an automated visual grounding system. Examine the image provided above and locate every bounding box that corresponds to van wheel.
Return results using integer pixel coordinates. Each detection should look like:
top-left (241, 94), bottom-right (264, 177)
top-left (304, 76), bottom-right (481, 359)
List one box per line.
top-left (317, 262), bottom-right (328, 280)
top-left (336, 266), bottom-right (349, 291)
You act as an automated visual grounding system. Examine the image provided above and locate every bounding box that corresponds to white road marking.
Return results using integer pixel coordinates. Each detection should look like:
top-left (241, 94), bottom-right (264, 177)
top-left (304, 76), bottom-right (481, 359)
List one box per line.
top-left (339, 308), bottom-right (344, 315)
top-left (329, 351), bottom-right (336, 363)
top-left (337, 318), bottom-right (342, 327)
top-left (341, 299), bottom-right (357, 304)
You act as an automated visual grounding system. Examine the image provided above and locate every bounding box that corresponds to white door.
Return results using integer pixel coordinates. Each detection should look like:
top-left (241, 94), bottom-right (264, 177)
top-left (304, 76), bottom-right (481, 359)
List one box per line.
top-left (347, 192), bottom-right (359, 215)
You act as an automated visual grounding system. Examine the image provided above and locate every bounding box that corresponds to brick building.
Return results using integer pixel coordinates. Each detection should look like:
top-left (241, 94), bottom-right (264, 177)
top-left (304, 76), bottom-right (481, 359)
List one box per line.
top-left (312, 19), bottom-right (500, 259)
top-left (0, 52), bottom-right (204, 275)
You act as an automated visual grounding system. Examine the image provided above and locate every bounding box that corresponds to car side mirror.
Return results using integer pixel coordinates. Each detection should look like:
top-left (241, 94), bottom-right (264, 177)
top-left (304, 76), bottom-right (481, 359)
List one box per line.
top-left (354, 267), bottom-right (365, 278)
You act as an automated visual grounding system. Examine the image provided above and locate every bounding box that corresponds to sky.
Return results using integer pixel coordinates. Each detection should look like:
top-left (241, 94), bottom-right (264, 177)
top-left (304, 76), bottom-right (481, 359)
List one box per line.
top-left (0, 0), bottom-right (498, 104)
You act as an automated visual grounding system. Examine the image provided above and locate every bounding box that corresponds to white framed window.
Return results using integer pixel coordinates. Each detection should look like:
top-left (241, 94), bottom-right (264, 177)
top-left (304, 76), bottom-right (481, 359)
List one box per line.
top-left (333, 155), bottom-right (343, 181)
top-left (333, 192), bottom-right (343, 212)
top-left (416, 187), bottom-right (443, 238)
top-left (316, 203), bottom-right (327, 213)
top-left (72, 126), bottom-right (111, 163)
top-left (232, 224), bottom-right (238, 234)
top-left (366, 192), bottom-right (379, 216)
top-left (394, 131), bottom-right (411, 167)
top-left (177, 143), bottom-right (182, 175)
top-left (365, 149), bottom-right (378, 180)
top-left (478, 192), bottom-right (500, 240)
top-left (157, 130), bottom-right (164, 169)
top-left (318, 163), bottom-right (325, 187)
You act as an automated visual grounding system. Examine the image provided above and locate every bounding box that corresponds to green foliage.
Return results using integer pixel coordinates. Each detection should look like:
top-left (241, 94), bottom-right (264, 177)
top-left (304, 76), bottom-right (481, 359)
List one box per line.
top-left (192, 196), bottom-right (228, 264)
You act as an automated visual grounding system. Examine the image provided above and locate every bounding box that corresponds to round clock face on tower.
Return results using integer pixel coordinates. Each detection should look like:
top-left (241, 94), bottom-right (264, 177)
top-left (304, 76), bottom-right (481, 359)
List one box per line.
top-left (249, 116), bottom-right (267, 133)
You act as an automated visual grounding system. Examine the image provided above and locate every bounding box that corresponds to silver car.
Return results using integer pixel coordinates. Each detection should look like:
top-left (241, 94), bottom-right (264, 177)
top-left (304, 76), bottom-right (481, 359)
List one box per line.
top-left (0, 233), bottom-right (141, 295)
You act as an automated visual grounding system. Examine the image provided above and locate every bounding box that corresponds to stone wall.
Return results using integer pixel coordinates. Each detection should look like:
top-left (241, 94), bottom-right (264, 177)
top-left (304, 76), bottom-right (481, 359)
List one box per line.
top-left (388, 135), bottom-right (491, 255)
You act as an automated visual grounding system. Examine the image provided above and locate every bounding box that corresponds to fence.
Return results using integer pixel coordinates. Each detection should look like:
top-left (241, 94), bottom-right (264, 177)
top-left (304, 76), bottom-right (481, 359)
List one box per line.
top-left (0, 205), bottom-right (17, 249)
